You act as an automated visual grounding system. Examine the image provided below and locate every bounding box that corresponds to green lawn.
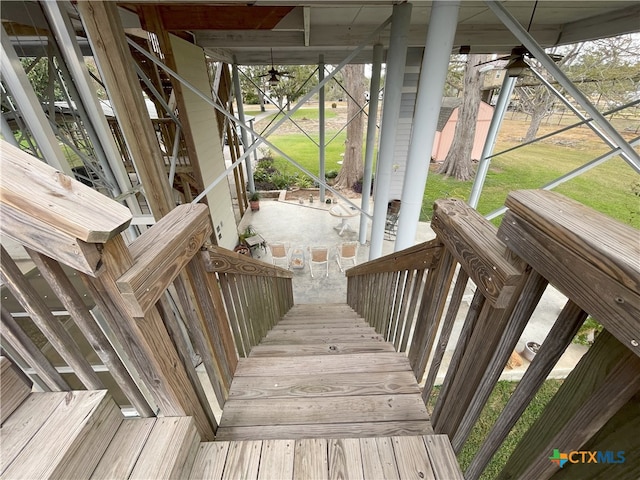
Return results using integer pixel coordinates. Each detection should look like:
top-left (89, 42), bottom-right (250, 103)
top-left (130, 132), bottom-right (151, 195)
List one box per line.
top-left (259, 122), bottom-right (639, 229)
top-left (428, 380), bottom-right (563, 479)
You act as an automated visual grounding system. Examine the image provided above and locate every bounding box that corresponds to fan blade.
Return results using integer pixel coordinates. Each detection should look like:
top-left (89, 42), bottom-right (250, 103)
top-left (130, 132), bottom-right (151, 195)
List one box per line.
top-left (474, 55), bottom-right (509, 67)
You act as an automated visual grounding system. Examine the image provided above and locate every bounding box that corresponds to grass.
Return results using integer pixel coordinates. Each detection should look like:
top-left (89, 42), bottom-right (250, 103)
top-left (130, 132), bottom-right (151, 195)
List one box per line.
top-left (428, 379), bottom-right (564, 479)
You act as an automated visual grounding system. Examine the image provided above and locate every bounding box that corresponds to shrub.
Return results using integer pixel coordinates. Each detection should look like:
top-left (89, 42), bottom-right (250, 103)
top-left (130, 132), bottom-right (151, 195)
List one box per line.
top-left (325, 170), bottom-right (339, 179)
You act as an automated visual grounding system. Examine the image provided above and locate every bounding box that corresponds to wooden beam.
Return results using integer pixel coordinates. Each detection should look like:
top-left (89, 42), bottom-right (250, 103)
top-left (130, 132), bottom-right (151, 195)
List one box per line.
top-left (117, 204), bottom-right (212, 317)
top-left (204, 246), bottom-right (294, 278)
top-left (346, 239), bottom-right (443, 276)
top-left (77, 1), bottom-right (174, 220)
top-left (431, 198), bottom-right (524, 308)
top-left (499, 195), bottom-right (640, 358)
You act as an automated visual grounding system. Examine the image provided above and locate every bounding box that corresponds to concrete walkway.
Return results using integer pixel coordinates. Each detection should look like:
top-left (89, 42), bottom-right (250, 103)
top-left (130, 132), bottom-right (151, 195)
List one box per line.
top-left (237, 196), bottom-right (587, 384)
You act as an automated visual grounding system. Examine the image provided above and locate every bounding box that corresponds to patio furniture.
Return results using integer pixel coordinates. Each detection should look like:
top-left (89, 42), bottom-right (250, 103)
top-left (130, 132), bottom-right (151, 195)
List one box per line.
top-left (268, 242), bottom-right (289, 269)
top-left (385, 199), bottom-right (401, 240)
top-left (244, 233), bottom-right (267, 257)
top-left (336, 241), bottom-right (358, 272)
top-left (309, 246), bottom-right (329, 277)
top-left (329, 204), bottom-right (358, 236)
top-left (290, 247), bottom-right (305, 270)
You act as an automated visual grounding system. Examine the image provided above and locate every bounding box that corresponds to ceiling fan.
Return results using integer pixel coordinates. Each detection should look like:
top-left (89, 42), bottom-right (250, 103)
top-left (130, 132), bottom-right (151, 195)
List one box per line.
top-left (474, 1), bottom-right (563, 77)
top-left (259, 49), bottom-right (291, 86)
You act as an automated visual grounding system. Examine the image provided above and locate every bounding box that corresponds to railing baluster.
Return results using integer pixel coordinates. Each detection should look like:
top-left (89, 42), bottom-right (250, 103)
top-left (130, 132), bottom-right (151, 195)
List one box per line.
top-left (218, 273), bottom-right (247, 357)
top-left (465, 299), bottom-right (587, 480)
top-left (26, 248), bottom-right (152, 416)
top-left (1, 246), bottom-right (103, 390)
top-left (399, 269), bottom-right (425, 353)
top-left (0, 304), bottom-right (69, 391)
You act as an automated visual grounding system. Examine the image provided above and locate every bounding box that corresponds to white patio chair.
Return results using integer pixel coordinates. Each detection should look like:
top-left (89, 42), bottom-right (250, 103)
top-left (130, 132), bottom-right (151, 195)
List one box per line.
top-left (336, 241), bottom-right (358, 273)
top-left (309, 246), bottom-right (329, 278)
top-left (268, 242), bottom-right (289, 269)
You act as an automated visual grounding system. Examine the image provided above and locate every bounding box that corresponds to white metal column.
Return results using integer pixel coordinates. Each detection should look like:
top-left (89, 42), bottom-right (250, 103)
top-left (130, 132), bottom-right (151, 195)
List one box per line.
top-left (369, 2), bottom-right (412, 260)
top-left (468, 73), bottom-right (517, 208)
top-left (319, 55), bottom-right (326, 203)
top-left (359, 44), bottom-right (383, 245)
top-left (395, 1), bottom-right (460, 251)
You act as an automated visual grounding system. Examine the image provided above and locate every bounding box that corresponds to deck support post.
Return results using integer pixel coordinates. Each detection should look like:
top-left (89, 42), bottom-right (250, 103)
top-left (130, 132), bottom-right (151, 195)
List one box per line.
top-left (394, 1), bottom-right (460, 251)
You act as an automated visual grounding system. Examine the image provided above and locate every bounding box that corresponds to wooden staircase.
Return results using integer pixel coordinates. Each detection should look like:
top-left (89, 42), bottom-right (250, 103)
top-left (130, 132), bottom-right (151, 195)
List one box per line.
top-left (0, 305), bottom-right (463, 479)
top-left (218, 304), bottom-right (433, 441)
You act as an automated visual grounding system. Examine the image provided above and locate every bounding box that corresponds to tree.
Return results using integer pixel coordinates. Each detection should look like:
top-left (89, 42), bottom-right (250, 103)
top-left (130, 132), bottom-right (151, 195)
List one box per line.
top-left (334, 64), bottom-right (366, 190)
top-left (437, 54), bottom-right (490, 181)
top-left (519, 44), bottom-right (583, 142)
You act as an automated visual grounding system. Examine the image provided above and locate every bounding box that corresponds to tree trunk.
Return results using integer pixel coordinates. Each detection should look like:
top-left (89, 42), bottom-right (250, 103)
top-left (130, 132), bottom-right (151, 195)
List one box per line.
top-left (334, 64), bottom-right (366, 190)
top-left (524, 88), bottom-right (553, 142)
top-left (437, 54), bottom-right (490, 181)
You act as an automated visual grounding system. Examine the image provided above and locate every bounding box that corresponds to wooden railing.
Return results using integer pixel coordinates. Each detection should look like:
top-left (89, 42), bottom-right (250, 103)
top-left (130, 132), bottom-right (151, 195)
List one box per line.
top-left (202, 247), bottom-right (294, 358)
top-left (0, 141), bottom-right (293, 441)
top-left (346, 191), bottom-right (639, 479)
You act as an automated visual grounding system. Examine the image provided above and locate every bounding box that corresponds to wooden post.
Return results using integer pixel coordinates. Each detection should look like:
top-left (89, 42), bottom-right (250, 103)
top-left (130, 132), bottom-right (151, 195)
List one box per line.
top-left (77, 1), bottom-right (174, 220)
top-left (84, 235), bottom-right (215, 440)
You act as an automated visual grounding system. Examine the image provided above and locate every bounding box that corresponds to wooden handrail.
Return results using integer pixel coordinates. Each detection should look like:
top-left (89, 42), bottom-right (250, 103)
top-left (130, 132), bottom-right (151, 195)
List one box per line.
top-left (204, 245), bottom-right (294, 278)
top-left (347, 190), bottom-right (639, 479)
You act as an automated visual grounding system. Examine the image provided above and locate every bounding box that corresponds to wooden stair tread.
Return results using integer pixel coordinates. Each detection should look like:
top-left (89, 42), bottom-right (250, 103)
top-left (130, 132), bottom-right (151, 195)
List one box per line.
top-left (234, 353), bottom-right (412, 376)
top-left (220, 304), bottom-right (431, 441)
top-left (91, 418), bottom-right (156, 479)
top-left (2, 390), bottom-right (122, 479)
top-left (0, 357), bottom-right (32, 423)
top-left (229, 371), bottom-right (421, 400)
top-left (249, 342), bottom-right (395, 357)
top-left (129, 417), bottom-right (200, 480)
top-left (188, 435), bottom-right (462, 479)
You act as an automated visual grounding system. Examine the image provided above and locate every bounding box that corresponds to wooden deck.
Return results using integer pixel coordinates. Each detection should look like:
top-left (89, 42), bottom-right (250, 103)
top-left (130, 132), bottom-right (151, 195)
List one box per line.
top-left (217, 304), bottom-right (433, 441)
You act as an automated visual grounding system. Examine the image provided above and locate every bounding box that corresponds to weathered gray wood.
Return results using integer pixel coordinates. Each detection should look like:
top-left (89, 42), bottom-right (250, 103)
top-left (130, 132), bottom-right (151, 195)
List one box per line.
top-left (266, 326), bottom-right (377, 339)
top-left (431, 198), bottom-right (523, 308)
top-left (117, 204), bottom-right (212, 317)
top-left (0, 203), bottom-right (102, 276)
top-left (329, 438), bottom-right (363, 480)
top-left (258, 439), bottom-right (294, 480)
top-left (220, 395), bottom-right (428, 426)
top-left (228, 371), bottom-right (420, 400)
top-left (218, 273), bottom-right (248, 357)
top-left (221, 440), bottom-right (262, 480)
top-left (156, 296), bottom-right (219, 432)
top-left (205, 246), bottom-right (293, 278)
top-left (409, 249), bottom-right (457, 380)
top-left (422, 269), bottom-right (469, 403)
top-left (26, 249), bottom-right (153, 416)
top-left (84, 235), bottom-right (215, 440)
top-left (293, 439), bottom-right (328, 480)
top-left (260, 333), bottom-right (385, 345)
top-left (0, 392), bottom-right (68, 472)
top-left (216, 421), bottom-right (433, 441)
top-left (1, 246), bottom-right (103, 390)
top-left (499, 210), bottom-right (640, 357)
top-left (0, 357), bottom-right (31, 423)
top-left (550, 395), bottom-right (640, 480)
top-left (519, 341), bottom-right (640, 479)
top-left (0, 141), bottom-right (131, 244)
top-left (360, 437), bottom-right (400, 480)
top-left (77, 1), bottom-right (175, 219)
top-left (451, 269), bottom-right (548, 452)
top-left (346, 239), bottom-right (443, 276)
top-left (189, 442), bottom-right (230, 480)
top-left (431, 290), bottom-right (485, 427)
top-left (91, 418), bottom-right (156, 479)
top-left (392, 435), bottom-right (435, 480)
top-left (465, 299), bottom-right (587, 480)
top-left (498, 330), bottom-right (636, 480)
top-left (3, 390), bottom-right (122, 480)
top-left (249, 342), bottom-right (395, 357)
top-left (400, 269), bottom-right (426, 353)
top-left (130, 417), bottom-right (200, 480)
top-left (423, 435), bottom-right (464, 480)
top-left (234, 353), bottom-right (411, 376)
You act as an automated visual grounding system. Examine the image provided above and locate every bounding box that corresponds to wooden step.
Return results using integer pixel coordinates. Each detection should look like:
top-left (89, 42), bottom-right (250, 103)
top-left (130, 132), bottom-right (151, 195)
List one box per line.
top-left (0, 356), bottom-right (32, 423)
top-left (2, 390), bottom-right (122, 479)
top-left (187, 436), bottom-right (462, 479)
top-left (249, 342), bottom-right (395, 357)
top-left (91, 418), bottom-right (156, 479)
top-left (228, 371), bottom-right (421, 400)
top-left (270, 319), bottom-right (368, 330)
top-left (259, 333), bottom-right (384, 345)
top-left (129, 417), bottom-right (200, 480)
